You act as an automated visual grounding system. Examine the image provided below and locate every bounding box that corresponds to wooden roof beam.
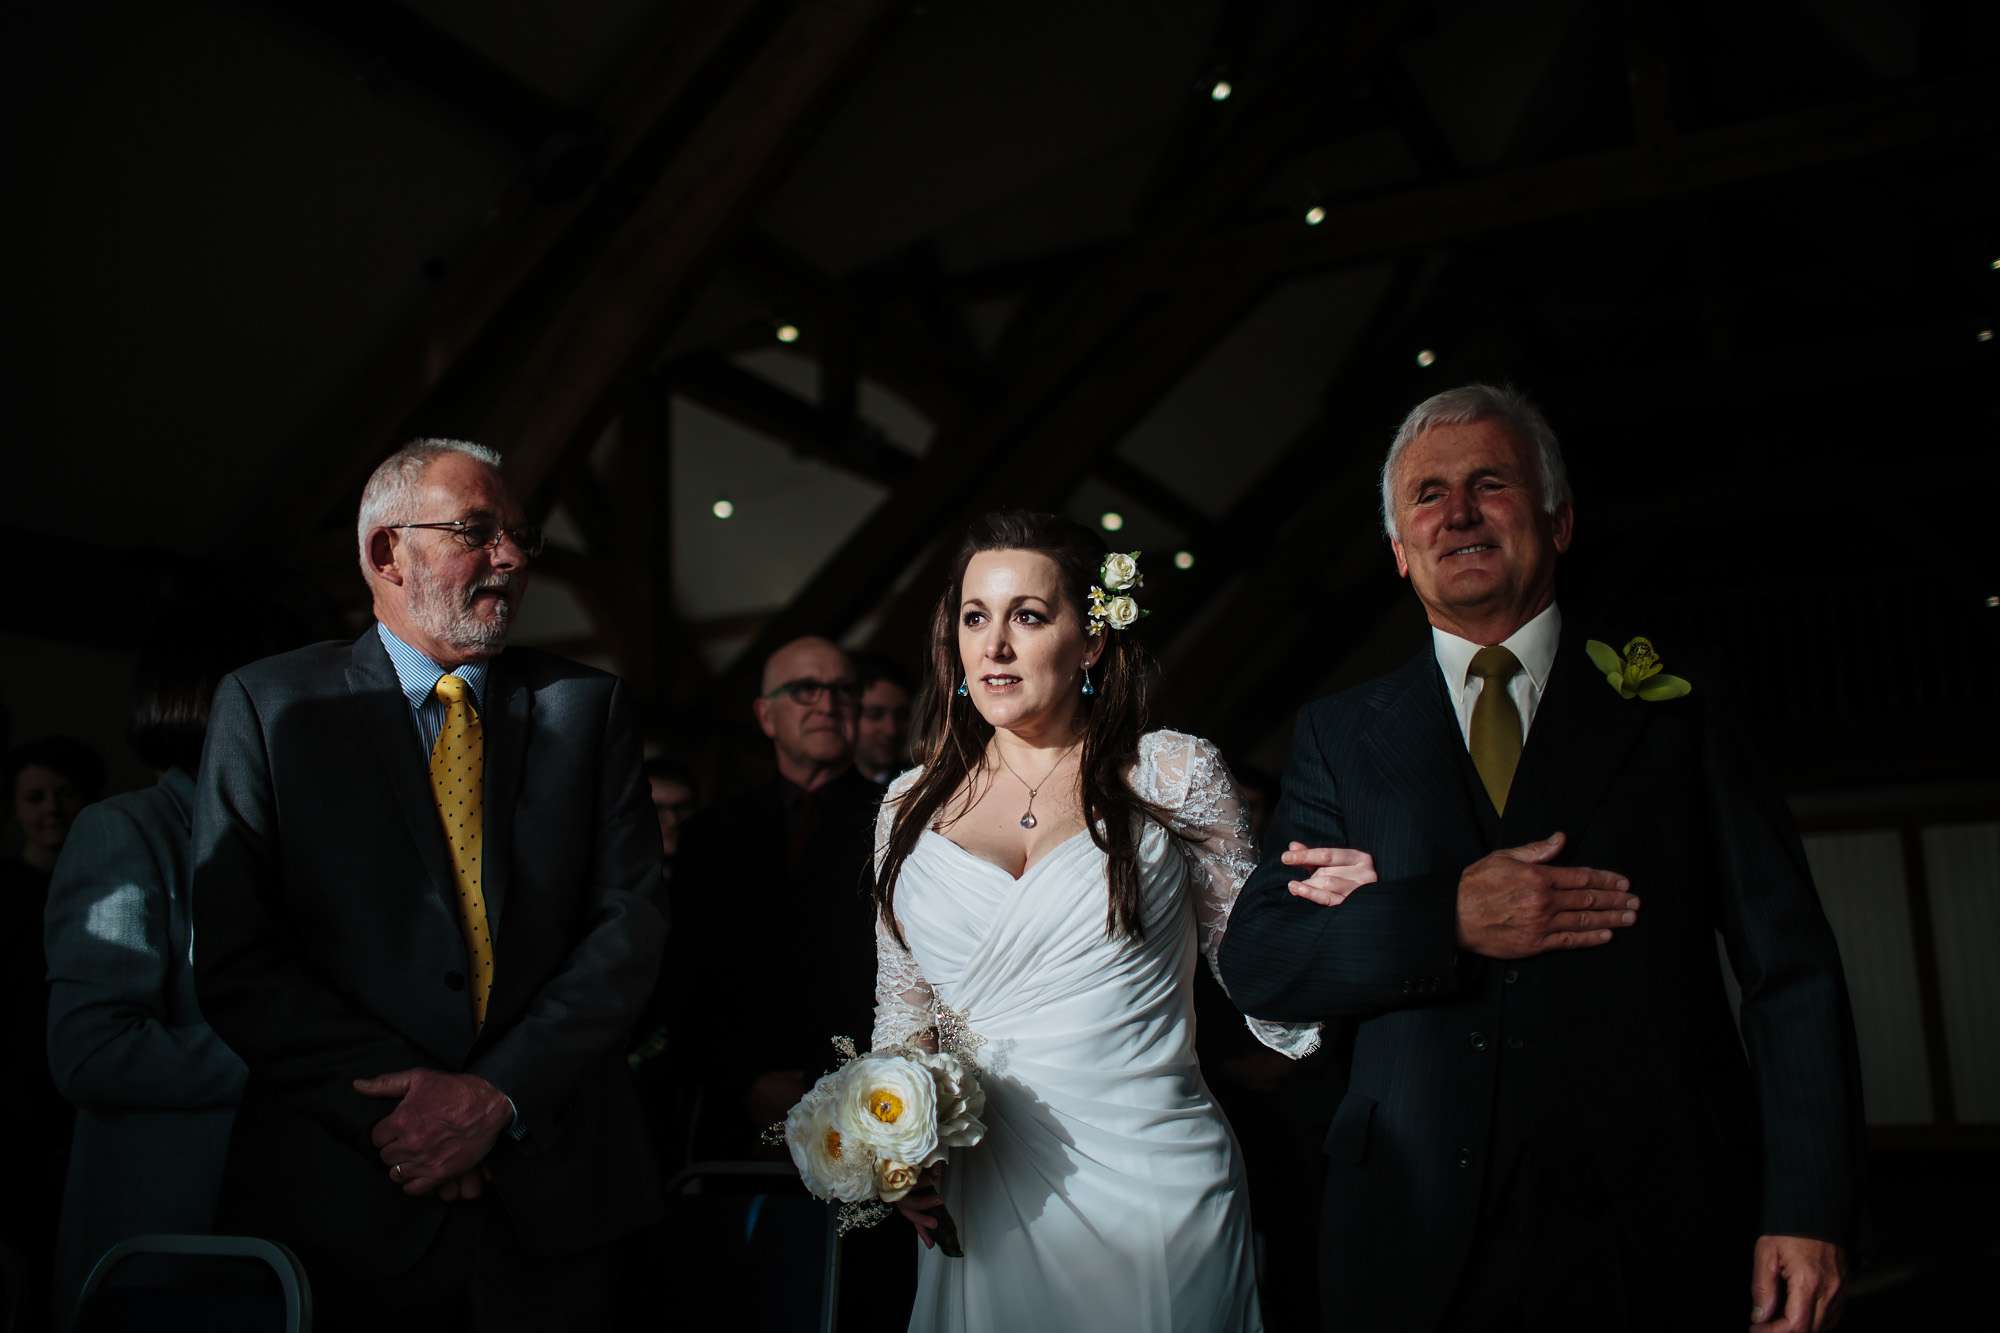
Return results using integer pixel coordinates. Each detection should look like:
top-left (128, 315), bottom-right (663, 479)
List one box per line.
top-left (482, 0), bottom-right (901, 501)
top-left (728, 230), bottom-right (988, 428)
top-left (710, 1), bottom-right (1416, 700)
top-left (1185, 78), bottom-right (1987, 285)
top-left (255, 0), bottom-right (768, 552)
top-left (669, 352), bottom-right (917, 489)
top-left (1090, 458), bottom-right (1217, 543)
top-left (276, 0), bottom-right (594, 164)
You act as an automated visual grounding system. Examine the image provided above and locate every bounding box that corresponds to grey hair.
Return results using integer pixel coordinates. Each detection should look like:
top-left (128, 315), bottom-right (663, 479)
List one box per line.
top-left (1379, 384), bottom-right (1570, 540)
top-left (355, 438), bottom-right (504, 581)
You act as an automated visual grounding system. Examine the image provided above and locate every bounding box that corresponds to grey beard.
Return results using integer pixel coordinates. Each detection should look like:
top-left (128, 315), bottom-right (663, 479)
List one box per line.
top-left (409, 559), bottom-right (515, 655)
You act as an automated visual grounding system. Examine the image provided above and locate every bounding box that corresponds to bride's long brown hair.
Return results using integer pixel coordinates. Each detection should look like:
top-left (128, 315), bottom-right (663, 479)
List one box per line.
top-left (874, 510), bottom-right (1171, 946)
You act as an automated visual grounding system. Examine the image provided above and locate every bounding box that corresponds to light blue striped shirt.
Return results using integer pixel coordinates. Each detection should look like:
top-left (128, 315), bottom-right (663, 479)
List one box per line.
top-left (376, 622), bottom-right (490, 760)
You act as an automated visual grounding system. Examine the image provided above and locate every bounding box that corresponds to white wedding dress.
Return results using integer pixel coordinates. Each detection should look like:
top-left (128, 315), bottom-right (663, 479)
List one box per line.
top-left (872, 730), bottom-right (1319, 1333)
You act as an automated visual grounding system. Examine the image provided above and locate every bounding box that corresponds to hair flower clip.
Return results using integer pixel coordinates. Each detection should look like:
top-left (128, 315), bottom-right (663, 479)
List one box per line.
top-left (1087, 552), bottom-right (1147, 636)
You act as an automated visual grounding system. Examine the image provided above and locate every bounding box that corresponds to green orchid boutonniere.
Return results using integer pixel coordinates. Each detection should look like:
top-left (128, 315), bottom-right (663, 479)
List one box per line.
top-left (1585, 636), bottom-right (1692, 701)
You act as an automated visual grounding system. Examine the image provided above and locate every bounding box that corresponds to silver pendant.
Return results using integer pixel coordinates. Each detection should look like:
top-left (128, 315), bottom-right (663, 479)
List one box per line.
top-left (1019, 812), bottom-right (1037, 830)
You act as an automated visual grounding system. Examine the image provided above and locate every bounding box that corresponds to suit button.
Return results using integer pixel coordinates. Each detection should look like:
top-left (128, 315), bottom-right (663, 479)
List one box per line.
top-left (444, 971), bottom-right (466, 992)
top-left (1468, 1031), bottom-right (1488, 1052)
top-left (1507, 1036), bottom-right (1525, 1051)
top-left (1457, 1147), bottom-right (1472, 1168)
top-left (1503, 968), bottom-right (1520, 985)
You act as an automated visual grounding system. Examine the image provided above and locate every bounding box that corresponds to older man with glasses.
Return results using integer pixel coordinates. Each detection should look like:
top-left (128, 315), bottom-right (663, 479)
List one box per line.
top-left (191, 438), bottom-right (666, 1330)
top-left (661, 636), bottom-right (888, 1164)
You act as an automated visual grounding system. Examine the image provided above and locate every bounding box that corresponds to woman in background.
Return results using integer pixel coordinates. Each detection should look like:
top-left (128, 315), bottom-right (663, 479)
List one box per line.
top-left (43, 619), bottom-right (266, 1315)
top-left (2, 734), bottom-right (103, 1324)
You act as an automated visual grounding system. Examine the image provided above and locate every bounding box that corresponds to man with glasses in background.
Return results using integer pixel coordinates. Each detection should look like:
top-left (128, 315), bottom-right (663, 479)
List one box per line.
top-left (667, 636), bottom-right (886, 1158)
top-left (193, 438), bottom-right (666, 1329)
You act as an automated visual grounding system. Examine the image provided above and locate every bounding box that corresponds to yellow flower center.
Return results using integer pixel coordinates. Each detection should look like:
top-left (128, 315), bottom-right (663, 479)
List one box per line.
top-left (1620, 637), bottom-right (1662, 685)
top-left (868, 1089), bottom-right (905, 1123)
top-left (823, 1128), bottom-right (842, 1160)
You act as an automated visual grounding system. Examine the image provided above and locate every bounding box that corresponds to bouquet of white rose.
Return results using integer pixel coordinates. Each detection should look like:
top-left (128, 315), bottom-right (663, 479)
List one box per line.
top-left (780, 1041), bottom-right (986, 1257)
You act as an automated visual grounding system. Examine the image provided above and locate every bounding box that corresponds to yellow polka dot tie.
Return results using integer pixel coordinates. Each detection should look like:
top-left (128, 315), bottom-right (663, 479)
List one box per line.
top-left (429, 674), bottom-right (493, 1027)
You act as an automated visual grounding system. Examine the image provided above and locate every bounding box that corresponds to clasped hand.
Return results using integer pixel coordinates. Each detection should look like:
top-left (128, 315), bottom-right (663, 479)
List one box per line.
top-left (354, 1068), bottom-right (512, 1198)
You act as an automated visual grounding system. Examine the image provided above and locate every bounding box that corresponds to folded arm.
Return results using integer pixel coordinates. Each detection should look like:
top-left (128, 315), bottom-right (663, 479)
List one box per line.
top-left (1217, 709), bottom-right (1462, 1020)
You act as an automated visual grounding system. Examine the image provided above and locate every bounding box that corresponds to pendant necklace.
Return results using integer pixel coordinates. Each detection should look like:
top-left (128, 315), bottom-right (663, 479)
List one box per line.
top-left (993, 739), bottom-right (1081, 830)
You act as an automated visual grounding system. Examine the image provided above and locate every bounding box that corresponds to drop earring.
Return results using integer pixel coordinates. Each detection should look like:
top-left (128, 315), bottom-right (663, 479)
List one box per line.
top-left (957, 678), bottom-right (969, 698)
top-left (1081, 665), bottom-right (1095, 697)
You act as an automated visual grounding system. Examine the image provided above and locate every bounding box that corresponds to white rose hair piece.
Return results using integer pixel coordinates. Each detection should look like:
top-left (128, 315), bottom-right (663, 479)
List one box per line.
top-left (1087, 551), bottom-right (1148, 636)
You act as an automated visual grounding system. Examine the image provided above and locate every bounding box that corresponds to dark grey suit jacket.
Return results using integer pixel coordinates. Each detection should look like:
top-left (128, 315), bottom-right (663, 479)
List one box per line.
top-left (1219, 615), bottom-right (1864, 1331)
top-left (192, 627), bottom-right (667, 1276)
top-left (45, 767), bottom-right (245, 1312)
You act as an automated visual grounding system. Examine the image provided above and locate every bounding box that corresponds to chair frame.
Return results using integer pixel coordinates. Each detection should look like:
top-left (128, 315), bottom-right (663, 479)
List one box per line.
top-left (74, 1233), bottom-right (311, 1333)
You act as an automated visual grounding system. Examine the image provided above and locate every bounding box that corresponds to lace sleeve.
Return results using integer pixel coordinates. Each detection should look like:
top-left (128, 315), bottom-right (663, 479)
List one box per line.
top-left (1151, 732), bottom-right (1322, 1059)
top-left (871, 768), bottom-right (936, 1052)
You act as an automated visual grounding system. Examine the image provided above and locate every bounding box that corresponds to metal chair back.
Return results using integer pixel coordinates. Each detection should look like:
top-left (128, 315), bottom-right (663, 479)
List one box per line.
top-left (74, 1234), bottom-right (310, 1333)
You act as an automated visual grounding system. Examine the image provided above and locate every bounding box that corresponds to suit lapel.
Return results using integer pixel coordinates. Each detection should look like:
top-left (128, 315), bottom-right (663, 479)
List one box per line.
top-left (479, 660), bottom-right (531, 944)
top-left (1361, 650), bottom-right (1495, 862)
top-left (346, 628), bottom-right (459, 912)
top-left (1501, 620), bottom-right (1652, 845)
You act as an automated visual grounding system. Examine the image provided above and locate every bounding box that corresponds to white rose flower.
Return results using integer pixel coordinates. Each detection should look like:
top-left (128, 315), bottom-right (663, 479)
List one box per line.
top-left (839, 1052), bottom-right (941, 1169)
top-left (1100, 552), bottom-right (1140, 592)
top-left (875, 1158), bottom-right (923, 1203)
top-left (784, 1078), bottom-right (875, 1203)
top-left (1104, 595), bottom-right (1141, 630)
top-left (922, 1050), bottom-right (988, 1149)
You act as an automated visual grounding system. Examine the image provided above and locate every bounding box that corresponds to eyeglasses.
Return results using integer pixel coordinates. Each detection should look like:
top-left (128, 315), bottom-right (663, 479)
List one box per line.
top-left (388, 519), bottom-right (545, 558)
top-left (761, 677), bottom-right (861, 707)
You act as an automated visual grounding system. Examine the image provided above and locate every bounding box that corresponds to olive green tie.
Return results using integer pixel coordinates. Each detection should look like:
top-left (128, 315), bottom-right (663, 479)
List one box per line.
top-left (1468, 646), bottom-right (1524, 814)
top-left (429, 674), bottom-right (493, 1027)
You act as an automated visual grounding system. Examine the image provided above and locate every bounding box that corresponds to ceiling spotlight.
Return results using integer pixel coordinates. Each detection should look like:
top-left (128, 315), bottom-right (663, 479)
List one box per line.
top-left (1304, 204), bottom-right (1327, 227)
top-left (1415, 348), bottom-right (1437, 368)
top-left (1979, 329), bottom-right (1995, 343)
top-left (1210, 79), bottom-right (1233, 102)
top-left (1987, 595), bottom-right (2000, 609)
top-left (1990, 258), bottom-right (2000, 271)
top-left (711, 499), bottom-right (735, 520)
top-left (1100, 511), bottom-right (1125, 532)
top-left (775, 323), bottom-right (800, 344)
top-left (1173, 550), bottom-right (1195, 570)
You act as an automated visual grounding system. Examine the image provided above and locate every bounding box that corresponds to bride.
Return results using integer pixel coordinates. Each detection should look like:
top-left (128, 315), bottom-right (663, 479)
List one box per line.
top-left (869, 510), bottom-right (1335, 1333)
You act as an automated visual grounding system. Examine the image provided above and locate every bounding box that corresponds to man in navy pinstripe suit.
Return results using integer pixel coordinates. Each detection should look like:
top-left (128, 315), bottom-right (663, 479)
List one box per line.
top-left (1219, 385), bottom-right (1861, 1333)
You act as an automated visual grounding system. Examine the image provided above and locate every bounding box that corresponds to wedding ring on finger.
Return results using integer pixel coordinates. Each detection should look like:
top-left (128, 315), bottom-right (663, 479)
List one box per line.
top-left (391, 1163), bottom-right (405, 1183)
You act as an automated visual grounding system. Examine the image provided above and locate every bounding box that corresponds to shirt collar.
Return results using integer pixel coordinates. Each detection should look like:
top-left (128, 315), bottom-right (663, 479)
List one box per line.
top-left (1430, 601), bottom-right (1563, 692)
top-left (376, 621), bottom-right (489, 713)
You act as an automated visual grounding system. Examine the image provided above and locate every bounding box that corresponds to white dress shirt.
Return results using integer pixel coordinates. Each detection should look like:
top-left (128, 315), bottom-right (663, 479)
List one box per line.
top-left (1430, 602), bottom-right (1563, 749)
